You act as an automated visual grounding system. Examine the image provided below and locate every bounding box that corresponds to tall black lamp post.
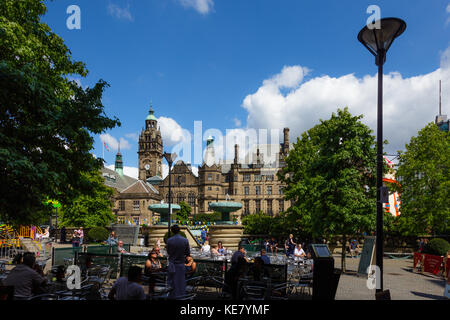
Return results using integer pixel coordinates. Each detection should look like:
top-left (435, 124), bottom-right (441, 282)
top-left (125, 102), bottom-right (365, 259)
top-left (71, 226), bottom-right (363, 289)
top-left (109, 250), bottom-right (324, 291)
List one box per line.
top-left (358, 18), bottom-right (406, 293)
top-left (163, 152), bottom-right (177, 238)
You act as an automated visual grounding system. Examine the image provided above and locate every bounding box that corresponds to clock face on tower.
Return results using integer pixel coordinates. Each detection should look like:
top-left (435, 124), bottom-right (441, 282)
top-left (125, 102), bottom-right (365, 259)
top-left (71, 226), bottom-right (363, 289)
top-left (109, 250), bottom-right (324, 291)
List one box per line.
top-left (144, 164), bottom-right (150, 171)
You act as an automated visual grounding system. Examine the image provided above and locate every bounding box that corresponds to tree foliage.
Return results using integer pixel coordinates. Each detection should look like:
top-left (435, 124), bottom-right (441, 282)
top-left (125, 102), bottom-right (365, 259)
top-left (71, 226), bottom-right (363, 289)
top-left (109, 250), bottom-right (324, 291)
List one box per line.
top-left (59, 171), bottom-right (115, 228)
top-left (395, 123), bottom-right (450, 235)
top-left (0, 0), bottom-right (120, 225)
top-left (177, 201), bottom-right (192, 221)
top-left (278, 108), bottom-right (378, 270)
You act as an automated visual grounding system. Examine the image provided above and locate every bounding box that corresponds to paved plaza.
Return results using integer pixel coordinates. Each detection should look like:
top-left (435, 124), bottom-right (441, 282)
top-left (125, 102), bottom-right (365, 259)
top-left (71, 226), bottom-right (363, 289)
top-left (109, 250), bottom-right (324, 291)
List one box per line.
top-left (334, 255), bottom-right (447, 300)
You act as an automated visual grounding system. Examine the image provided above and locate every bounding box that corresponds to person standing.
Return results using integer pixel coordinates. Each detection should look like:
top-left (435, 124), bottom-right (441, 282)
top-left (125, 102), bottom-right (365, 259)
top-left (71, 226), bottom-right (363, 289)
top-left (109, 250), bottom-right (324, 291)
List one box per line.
top-left (201, 227), bottom-right (207, 245)
top-left (78, 227), bottom-right (84, 246)
top-left (285, 234), bottom-right (296, 257)
top-left (166, 225), bottom-right (190, 299)
top-left (60, 226), bottom-right (66, 244)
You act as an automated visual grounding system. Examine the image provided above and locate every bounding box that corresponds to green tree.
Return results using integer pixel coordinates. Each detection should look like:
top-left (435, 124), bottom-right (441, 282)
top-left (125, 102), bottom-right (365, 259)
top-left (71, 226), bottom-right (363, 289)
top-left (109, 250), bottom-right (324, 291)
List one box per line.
top-left (395, 123), bottom-right (450, 235)
top-left (0, 0), bottom-right (120, 225)
top-left (177, 201), bottom-right (192, 221)
top-left (59, 171), bottom-right (115, 228)
top-left (279, 108), bottom-right (378, 271)
top-left (242, 212), bottom-right (273, 235)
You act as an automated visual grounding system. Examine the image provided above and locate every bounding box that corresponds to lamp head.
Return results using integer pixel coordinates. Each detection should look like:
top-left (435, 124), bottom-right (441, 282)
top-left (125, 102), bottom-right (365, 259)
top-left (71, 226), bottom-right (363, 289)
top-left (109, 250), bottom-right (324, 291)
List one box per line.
top-left (358, 17), bottom-right (406, 66)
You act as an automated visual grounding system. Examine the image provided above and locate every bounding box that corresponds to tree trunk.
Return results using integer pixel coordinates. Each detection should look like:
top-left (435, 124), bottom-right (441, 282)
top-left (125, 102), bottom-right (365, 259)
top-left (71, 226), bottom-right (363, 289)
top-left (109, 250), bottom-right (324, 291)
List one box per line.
top-left (341, 235), bottom-right (346, 273)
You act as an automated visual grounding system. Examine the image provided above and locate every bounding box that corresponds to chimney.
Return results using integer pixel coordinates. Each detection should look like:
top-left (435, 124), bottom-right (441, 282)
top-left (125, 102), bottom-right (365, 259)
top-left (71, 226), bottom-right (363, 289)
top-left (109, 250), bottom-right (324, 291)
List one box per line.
top-left (234, 144), bottom-right (239, 164)
top-left (283, 128), bottom-right (290, 153)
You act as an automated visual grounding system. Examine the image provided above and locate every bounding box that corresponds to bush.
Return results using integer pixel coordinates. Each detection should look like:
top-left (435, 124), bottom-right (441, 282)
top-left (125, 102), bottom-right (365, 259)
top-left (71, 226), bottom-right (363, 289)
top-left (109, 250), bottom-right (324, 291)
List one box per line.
top-left (163, 231), bottom-right (187, 244)
top-left (192, 212), bottom-right (221, 222)
top-left (422, 238), bottom-right (450, 256)
top-left (88, 227), bottom-right (109, 243)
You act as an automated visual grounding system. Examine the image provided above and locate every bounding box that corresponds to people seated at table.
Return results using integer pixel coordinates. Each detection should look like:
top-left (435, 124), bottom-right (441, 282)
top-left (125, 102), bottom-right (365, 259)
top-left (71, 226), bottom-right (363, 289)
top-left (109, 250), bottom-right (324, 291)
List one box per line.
top-left (80, 256), bottom-right (93, 279)
top-left (210, 245), bottom-right (219, 256)
top-left (269, 237), bottom-right (278, 255)
top-left (145, 249), bottom-right (162, 294)
top-left (47, 265), bottom-right (67, 293)
top-left (231, 245), bottom-right (249, 265)
top-left (201, 241), bottom-right (210, 254)
top-left (154, 246), bottom-right (164, 258)
top-left (106, 231), bottom-right (118, 246)
top-left (348, 239), bottom-right (360, 258)
top-left (185, 255), bottom-right (197, 278)
top-left (2, 252), bottom-right (47, 299)
top-left (250, 257), bottom-right (269, 281)
top-left (108, 266), bottom-right (146, 300)
top-left (294, 244), bottom-right (306, 261)
top-left (117, 241), bottom-right (127, 253)
top-left (217, 241), bottom-right (226, 255)
top-left (259, 249), bottom-right (270, 264)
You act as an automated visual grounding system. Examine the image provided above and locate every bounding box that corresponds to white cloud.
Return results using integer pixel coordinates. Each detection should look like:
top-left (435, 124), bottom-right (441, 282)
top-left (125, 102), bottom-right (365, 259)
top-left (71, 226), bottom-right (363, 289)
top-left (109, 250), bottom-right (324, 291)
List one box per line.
top-left (233, 118), bottom-right (242, 127)
top-left (242, 50), bottom-right (450, 155)
top-left (447, 4), bottom-right (450, 25)
top-left (179, 0), bottom-right (214, 15)
top-left (106, 165), bottom-right (138, 179)
top-left (100, 134), bottom-right (132, 151)
top-left (107, 3), bottom-right (133, 21)
top-left (158, 116), bottom-right (190, 146)
top-left (125, 132), bottom-right (139, 142)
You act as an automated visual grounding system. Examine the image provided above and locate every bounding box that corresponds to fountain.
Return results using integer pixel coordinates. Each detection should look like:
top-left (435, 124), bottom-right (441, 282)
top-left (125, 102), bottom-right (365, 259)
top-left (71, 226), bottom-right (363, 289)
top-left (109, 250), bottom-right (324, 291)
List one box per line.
top-left (208, 195), bottom-right (244, 250)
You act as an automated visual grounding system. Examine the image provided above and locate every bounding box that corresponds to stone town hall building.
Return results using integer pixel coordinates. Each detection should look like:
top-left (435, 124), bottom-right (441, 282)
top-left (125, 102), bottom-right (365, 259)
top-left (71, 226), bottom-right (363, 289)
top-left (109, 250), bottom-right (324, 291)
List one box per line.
top-left (103, 105), bottom-right (293, 225)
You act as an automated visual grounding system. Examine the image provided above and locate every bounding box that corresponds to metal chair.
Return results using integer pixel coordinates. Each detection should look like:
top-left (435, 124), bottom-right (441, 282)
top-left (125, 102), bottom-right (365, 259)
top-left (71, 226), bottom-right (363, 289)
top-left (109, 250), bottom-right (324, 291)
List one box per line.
top-left (27, 293), bottom-right (60, 300)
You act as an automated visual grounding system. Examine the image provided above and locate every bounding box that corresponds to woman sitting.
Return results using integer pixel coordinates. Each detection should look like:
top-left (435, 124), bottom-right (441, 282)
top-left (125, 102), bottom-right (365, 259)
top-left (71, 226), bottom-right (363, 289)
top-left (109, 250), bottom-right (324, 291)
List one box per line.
top-left (217, 241), bottom-right (226, 255)
top-left (185, 255), bottom-right (197, 278)
top-left (145, 249), bottom-right (162, 294)
top-left (210, 245), bottom-right (219, 256)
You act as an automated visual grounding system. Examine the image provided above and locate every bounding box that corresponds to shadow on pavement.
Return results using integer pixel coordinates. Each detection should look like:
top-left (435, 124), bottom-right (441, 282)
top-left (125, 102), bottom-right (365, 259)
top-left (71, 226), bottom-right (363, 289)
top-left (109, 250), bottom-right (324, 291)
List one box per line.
top-left (410, 291), bottom-right (446, 300)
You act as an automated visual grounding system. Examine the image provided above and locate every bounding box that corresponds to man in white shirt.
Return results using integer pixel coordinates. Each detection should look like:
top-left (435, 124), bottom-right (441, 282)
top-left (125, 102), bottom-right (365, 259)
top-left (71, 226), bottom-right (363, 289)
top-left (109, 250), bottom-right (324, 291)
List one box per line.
top-left (108, 266), bottom-right (146, 300)
top-left (201, 240), bottom-right (210, 254)
top-left (294, 244), bottom-right (306, 261)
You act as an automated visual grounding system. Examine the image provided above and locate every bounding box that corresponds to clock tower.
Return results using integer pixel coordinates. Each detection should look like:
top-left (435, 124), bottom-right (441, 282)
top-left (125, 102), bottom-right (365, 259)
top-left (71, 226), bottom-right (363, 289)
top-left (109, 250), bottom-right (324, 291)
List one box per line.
top-left (138, 103), bottom-right (163, 180)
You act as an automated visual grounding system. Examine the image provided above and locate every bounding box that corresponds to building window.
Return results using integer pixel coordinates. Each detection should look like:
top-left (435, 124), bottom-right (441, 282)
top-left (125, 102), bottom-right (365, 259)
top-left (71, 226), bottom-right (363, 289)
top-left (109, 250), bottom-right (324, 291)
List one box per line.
top-left (267, 186), bottom-right (272, 195)
top-left (216, 174), bottom-right (220, 181)
top-left (244, 186), bottom-right (250, 195)
top-left (244, 200), bottom-right (250, 215)
top-left (243, 174), bottom-right (251, 182)
top-left (177, 193), bottom-right (185, 204)
top-left (254, 174), bottom-right (262, 182)
top-left (266, 175), bottom-right (274, 181)
top-left (267, 200), bottom-right (273, 216)
top-left (234, 189), bottom-right (237, 195)
top-left (255, 200), bottom-right (261, 213)
top-left (208, 186), bottom-right (212, 191)
top-left (255, 186), bottom-right (261, 195)
top-left (234, 175), bottom-right (238, 181)
top-left (208, 174), bottom-right (212, 181)
top-left (119, 200), bottom-right (125, 211)
top-left (188, 193), bottom-right (196, 207)
top-left (225, 175), bottom-right (230, 182)
top-left (279, 186), bottom-right (284, 195)
top-left (133, 200), bottom-right (140, 211)
top-left (166, 194), bottom-right (174, 204)
top-left (279, 200), bottom-right (284, 213)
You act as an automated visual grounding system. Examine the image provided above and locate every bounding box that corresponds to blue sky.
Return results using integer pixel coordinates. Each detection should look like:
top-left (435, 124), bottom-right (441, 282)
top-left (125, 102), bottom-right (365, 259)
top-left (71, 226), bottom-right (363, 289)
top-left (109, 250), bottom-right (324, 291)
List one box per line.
top-left (42, 0), bottom-right (450, 177)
